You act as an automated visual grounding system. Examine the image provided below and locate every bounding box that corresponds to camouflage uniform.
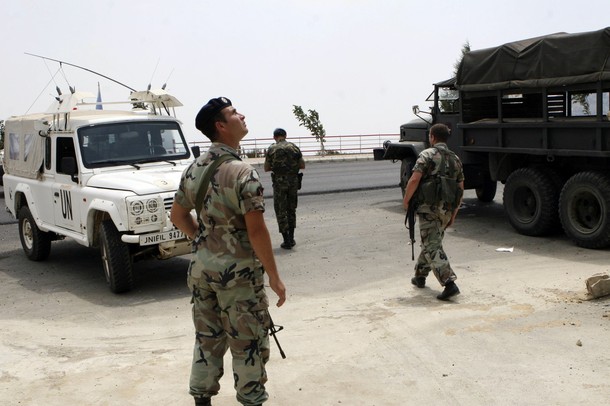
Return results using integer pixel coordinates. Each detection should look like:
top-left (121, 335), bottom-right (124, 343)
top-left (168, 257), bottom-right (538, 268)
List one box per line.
top-left (413, 142), bottom-right (464, 286)
top-left (174, 143), bottom-right (271, 406)
top-left (264, 140), bottom-right (303, 233)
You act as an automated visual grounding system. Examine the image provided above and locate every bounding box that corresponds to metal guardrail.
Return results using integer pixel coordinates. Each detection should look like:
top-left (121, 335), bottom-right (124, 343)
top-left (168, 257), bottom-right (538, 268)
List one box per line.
top-left (190, 133), bottom-right (400, 157)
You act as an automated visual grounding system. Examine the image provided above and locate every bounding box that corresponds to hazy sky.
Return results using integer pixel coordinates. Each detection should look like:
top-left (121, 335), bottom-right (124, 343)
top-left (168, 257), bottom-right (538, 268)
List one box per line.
top-left (2, 1), bottom-right (609, 142)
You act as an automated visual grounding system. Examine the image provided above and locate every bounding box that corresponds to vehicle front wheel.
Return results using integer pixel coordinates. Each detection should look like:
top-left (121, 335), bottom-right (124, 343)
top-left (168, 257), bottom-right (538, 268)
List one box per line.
top-left (400, 158), bottom-right (416, 197)
top-left (476, 176), bottom-right (497, 202)
top-left (559, 172), bottom-right (610, 249)
top-left (99, 220), bottom-right (134, 293)
top-left (18, 206), bottom-right (52, 261)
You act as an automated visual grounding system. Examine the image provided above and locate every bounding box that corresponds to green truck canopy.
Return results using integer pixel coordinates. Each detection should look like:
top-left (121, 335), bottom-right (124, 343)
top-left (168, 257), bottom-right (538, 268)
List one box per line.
top-left (456, 27), bottom-right (610, 91)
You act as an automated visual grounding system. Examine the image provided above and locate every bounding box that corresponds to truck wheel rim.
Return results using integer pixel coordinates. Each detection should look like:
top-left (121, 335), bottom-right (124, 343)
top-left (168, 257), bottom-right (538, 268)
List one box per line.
top-left (513, 186), bottom-right (537, 222)
top-left (22, 220), bottom-right (34, 250)
top-left (101, 242), bottom-right (111, 282)
top-left (569, 189), bottom-right (602, 234)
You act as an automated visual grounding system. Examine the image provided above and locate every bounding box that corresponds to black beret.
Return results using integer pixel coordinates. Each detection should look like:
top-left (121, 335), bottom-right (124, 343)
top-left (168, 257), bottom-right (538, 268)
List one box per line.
top-left (273, 128), bottom-right (287, 137)
top-left (195, 97), bottom-right (232, 132)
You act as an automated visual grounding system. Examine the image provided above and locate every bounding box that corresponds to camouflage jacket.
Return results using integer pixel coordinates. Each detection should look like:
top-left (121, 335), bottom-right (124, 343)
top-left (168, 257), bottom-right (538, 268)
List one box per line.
top-left (413, 143), bottom-right (464, 213)
top-left (174, 143), bottom-right (265, 277)
top-left (264, 139), bottom-right (303, 176)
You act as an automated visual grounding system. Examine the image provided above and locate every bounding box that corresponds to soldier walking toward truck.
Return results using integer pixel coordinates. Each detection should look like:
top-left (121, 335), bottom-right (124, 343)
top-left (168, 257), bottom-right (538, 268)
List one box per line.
top-left (264, 128), bottom-right (305, 249)
top-left (402, 123), bottom-right (464, 301)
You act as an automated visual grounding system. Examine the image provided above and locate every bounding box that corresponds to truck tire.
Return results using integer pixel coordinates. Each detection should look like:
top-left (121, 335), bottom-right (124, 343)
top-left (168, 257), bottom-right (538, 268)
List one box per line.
top-left (559, 172), bottom-right (610, 249)
top-left (18, 206), bottom-right (52, 261)
top-left (99, 220), bottom-right (134, 293)
top-left (476, 177), bottom-right (497, 202)
top-left (503, 167), bottom-right (559, 236)
top-left (400, 158), bottom-right (415, 197)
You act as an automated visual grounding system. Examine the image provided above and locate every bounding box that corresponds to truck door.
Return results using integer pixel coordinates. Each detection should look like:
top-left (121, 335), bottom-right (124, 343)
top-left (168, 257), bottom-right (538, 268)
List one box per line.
top-left (52, 137), bottom-right (83, 233)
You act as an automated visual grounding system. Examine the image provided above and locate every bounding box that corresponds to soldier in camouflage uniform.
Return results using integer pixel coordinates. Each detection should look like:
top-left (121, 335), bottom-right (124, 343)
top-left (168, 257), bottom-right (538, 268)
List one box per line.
top-left (264, 128), bottom-right (305, 249)
top-left (170, 97), bottom-right (286, 406)
top-left (402, 123), bottom-right (464, 301)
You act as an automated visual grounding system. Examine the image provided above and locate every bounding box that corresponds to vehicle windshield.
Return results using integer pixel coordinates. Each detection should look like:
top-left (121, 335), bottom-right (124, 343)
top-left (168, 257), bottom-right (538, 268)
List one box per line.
top-left (78, 121), bottom-right (190, 168)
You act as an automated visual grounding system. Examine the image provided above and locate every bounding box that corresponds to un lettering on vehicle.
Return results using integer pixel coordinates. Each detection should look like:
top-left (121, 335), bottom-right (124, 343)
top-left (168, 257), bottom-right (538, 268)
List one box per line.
top-left (53, 186), bottom-right (81, 232)
top-left (60, 189), bottom-right (73, 220)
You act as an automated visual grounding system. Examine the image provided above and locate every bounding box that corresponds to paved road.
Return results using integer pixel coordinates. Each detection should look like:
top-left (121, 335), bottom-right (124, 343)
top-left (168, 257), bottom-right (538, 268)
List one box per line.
top-left (0, 155), bottom-right (400, 224)
top-left (252, 155), bottom-right (399, 197)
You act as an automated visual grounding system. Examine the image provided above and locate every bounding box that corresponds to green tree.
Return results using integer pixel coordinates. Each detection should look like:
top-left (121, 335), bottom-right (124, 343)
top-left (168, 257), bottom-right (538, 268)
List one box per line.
top-left (439, 41), bottom-right (470, 113)
top-left (292, 105), bottom-right (326, 155)
top-left (572, 93), bottom-right (591, 115)
top-left (0, 120), bottom-right (4, 150)
top-left (453, 40), bottom-right (470, 77)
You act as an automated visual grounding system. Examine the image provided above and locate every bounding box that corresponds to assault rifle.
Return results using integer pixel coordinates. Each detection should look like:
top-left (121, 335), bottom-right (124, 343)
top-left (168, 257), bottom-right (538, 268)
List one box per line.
top-left (405, 202), bottom-right (416, 260)
top-left (268, 313), bottom-right (286, 359)
top-left (404, 162), bottom-right (417, 260)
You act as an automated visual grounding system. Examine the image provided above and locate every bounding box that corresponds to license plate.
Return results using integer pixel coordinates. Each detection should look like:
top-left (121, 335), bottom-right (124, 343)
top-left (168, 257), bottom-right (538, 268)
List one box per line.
top-left (139, 229), bottom-right (185, 246)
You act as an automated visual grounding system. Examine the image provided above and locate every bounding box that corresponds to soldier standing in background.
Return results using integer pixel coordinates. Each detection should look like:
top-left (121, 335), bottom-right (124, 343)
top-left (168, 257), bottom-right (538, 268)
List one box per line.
top-left (170, 97), bottom-right (286, 406)
top-left (264, 128), bottom-right (305, 249)
top-left (402, 123), bottom-right (464, 301)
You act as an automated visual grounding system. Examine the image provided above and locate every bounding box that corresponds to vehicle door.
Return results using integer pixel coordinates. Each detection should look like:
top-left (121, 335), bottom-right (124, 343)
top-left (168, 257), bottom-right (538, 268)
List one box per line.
top-left (52, 136), bottom-right (83, 233)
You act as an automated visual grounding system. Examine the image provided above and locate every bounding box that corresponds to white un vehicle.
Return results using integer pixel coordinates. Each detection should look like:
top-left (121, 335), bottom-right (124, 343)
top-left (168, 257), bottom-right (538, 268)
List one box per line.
top-left (2, 85), bottom-right (198, 293)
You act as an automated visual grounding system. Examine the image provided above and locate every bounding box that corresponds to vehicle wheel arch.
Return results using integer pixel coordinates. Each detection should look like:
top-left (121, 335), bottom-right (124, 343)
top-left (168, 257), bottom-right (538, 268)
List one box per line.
top-left (14, 190), bottom-right (31, 216)
top-left (88, 209), bottom-right (112, 248)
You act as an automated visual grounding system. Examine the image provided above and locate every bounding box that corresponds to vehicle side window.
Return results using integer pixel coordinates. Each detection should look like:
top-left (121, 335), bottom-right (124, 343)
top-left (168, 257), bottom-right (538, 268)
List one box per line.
top-left (56, 137), bottom-right (76, 174)
top-left (45, 137), bottom-right (52, 170)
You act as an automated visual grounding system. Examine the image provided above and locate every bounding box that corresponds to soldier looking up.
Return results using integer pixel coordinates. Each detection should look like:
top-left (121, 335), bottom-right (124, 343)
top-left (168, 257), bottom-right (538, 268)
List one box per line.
top-left (170, 97), bottom-right (286, 406)
top-left (402, 123), bottom-right (465, 301)
top-left (264, 128), bottom-right (305, 249)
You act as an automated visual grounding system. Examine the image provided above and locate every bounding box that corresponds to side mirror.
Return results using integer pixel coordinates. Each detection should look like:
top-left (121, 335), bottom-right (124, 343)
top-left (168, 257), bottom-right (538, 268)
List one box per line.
top-left (412, 105), bottom-right (420, 115)
top-left (191, 146), bottom-right (201, 158)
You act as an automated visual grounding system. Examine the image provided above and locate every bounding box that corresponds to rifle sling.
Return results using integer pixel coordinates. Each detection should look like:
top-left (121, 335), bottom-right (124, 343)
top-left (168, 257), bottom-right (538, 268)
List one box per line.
top-left (194, 154), bottom-right (237, 216)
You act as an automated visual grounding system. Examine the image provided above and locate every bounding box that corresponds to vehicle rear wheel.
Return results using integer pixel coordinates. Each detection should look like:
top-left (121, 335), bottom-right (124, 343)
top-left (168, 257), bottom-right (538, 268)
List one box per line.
top-left (18, 206), bottom-right (52, 261)
top-left (503, 167), bottom-right (559, 236)
top-left (99, 220), bottom-right (134, 293)
top-left (400, 158), bottom-right (415, 197)
top-left (559, 172), bottom-right (610, 249)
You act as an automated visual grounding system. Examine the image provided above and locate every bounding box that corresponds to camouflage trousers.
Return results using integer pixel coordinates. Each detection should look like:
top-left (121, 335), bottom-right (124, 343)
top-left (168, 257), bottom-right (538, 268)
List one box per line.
top-left (272, 176), bottom-right (299, 233)
top-left (188, 264), bottom-right (271, 406)
top-left (414, 211), bottom-right (457, 286)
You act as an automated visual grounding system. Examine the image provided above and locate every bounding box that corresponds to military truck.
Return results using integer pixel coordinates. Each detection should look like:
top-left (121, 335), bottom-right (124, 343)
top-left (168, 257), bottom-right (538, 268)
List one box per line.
top-left (2, 87), bottom-right (198, 292)
top-left (375, 27), bottom-right (610, 249)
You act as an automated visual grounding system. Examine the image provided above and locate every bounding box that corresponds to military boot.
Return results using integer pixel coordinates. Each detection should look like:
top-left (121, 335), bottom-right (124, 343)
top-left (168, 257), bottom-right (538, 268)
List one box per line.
top-left (289, 228), bottom-right (296, 247)
top-left (411, 276), bottom-right (426, 288)
top-left (194, 396), bottom-right (211, 406)
top-left (437, 281), bottom-right (460, 301)
top-left (280, 232), bottom-right (292, 249)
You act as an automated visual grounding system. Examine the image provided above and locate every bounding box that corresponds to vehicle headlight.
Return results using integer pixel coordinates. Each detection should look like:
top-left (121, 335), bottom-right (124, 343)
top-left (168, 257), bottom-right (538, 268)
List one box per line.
top-left (126, 196), bottom-right (163, 228)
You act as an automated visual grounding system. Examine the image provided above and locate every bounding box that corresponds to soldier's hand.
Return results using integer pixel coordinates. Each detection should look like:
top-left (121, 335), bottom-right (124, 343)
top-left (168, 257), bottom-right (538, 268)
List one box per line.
top-left (270, 277), bottom-right (286, 307)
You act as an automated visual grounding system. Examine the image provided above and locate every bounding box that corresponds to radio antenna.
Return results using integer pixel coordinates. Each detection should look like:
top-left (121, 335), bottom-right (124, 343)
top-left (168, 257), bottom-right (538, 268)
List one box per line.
top-left (25, 52), bottom-right (136, 92)
top-left (162, 68), bottom-right (175, 90)
top-left (148, 58), bottom-right (160, 90)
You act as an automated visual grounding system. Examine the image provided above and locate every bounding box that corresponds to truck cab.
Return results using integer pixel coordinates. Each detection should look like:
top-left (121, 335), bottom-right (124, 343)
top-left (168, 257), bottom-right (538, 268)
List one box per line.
top-left (375, 78), bottom-right (495, 201)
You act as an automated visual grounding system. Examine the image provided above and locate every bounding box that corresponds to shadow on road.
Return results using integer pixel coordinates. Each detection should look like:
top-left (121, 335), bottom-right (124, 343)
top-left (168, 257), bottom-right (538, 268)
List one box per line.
top-left (0, 240), bottom-right (191, 306)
